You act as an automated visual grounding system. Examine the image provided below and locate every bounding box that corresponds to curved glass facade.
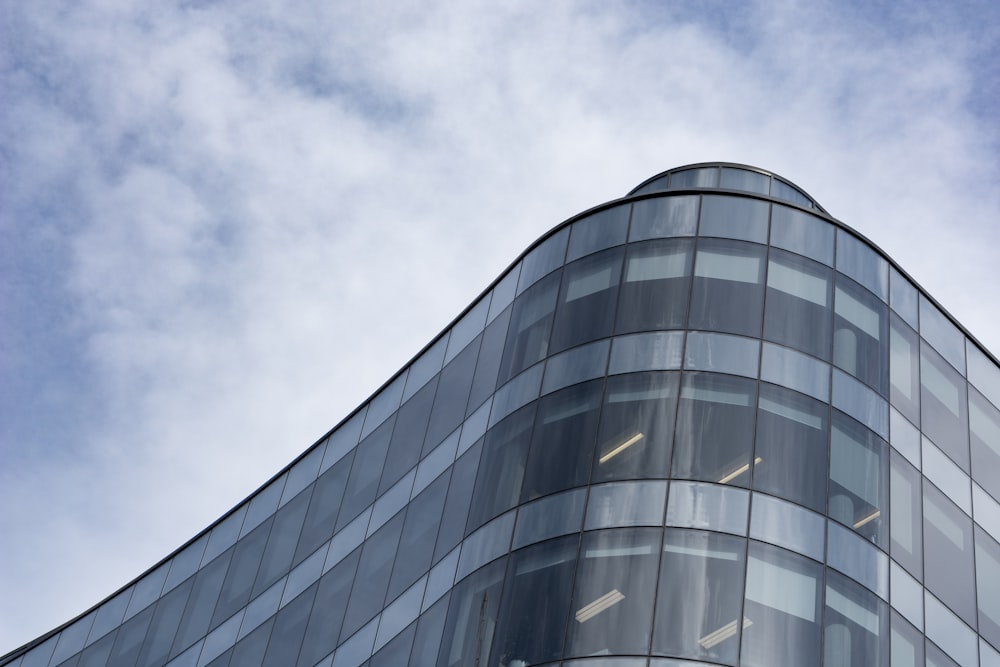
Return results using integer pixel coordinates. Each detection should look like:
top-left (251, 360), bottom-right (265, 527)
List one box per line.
top-left (6, 163), bottom-right (1000, 667)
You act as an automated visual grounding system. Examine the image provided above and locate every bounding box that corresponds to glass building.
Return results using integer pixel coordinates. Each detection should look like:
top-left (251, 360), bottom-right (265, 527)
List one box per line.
top-left (6, 162), bottom-right (1000, 667)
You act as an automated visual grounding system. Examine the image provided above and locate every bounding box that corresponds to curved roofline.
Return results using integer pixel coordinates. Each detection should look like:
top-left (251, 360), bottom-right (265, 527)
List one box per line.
top-left (5, 164), bottom-right (998, 663)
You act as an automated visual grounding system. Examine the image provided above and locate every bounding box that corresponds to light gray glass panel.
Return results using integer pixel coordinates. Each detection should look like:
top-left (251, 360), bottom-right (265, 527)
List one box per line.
top-left (633, 175), bottom-right (668, 194)
top-left (198, 611), bottom-right (241, 667)
top-left (445, 296), bottom-right (489, 364)
top-left (202, 505), bottom-right (247, 564)
top-left (458, 398), bottom-right (489, 455)
top-left (629, 195), bottom-right (699, 240)
top-left (413, 429), bottom-right (458, 497)
top-left (683, 332), bottom-right (759, 378)
top-left (889, 266), bottom-right (918, 329)
top-left (370, 469), bottom-right (415, 536)
top-left (968, 341), bottom-right (1000, 411)
top-left (924, 592), bottom-right (979, 667)
top-left (924, 483), bottom-right (977, 626)
top-left (665, 481), bottom-right (749, 536)
top-left (759, 342), bottom-right (830, 402)
top-left (324, 507), bottom-right (370, 574)
top-left (720, 167), bottom-right (770, 195)
top-left (975, 482), bottom-right (1000, 543)
top-left (920, 294), bottom-right (966, 374)
top-left (982, 640), bottom-right (1000, 667)
top-left (499, 271), bottom-right (560, 384)
top-left (890, 560), bottom-right (924, 631)
top-left (763, 249), bottom-right (833, 361)
top-left (19, 636), bottom-right (55, 667)
top-left (975, 526), bottom-right (1000, 649)
top-left (834, 277), bottom-right (888, 394)
top-left (517, 226), bottom-right (568, 295)
top-left (280, 445), bottom-right (324, 507)
top-left (699, 194), bottom-right (769, 243)
top-left (890, 315), bottom-right (920, 425)
top-left (124, 562), bottom-right (168, 620)
top-left (567, 204), bottom-right (630, 261)
top-left (322, 407), bottom-right (366, 473)
top-left (542, 339), bottom-right (610, 395)
top-left (423, 547), bottom-right (459, 612)
top-left (361, 371), bottom-right (407, 440)
top-left (771, 178), bottom-right (813, 208)
top-left (889, 450), bottom-right (923, 578)
top-left (891, 610), bottom-right (925, 667)
top-left (487, 264), bottom-right (520, 324)
top-left (488, 363), bottom-right (542, 428)
top-left (829, 413), bottom-right (888, 546)
top-left (456, 511), bottom-right (515, 581)
top-left (923, 437), bottom-right (971, 515)
top-left (970, 387), bottom-right (1000, 502)
top-left (669, 167), bottom-right (718, 188)
top-left (239, 579), bottom-right (282, 640)
top-left (240, 476), bottom-right (285, 539)
top-left (403, 335), bottom-right (447, 402)
top-left (585, 481), bottom-right (667, 530)
top-left (609, 331), bottom-right (684, 374)
top-left (749, 493), bottom-right (824, 561)
top-left (921, 342), bottom-right (970, 470)
top-left (770, 204), bottom-right (834, 265)
top-left (281, 547), bottom-right (324, 609)
top-left (164, 534), bottom-right (209, 591)
top-left (332, 617), bottom-right (378, 667)
top-left (513, 488), bottom-right (586, 549)
top-left (823, 570), bottom-right (889, 666)
top-left (836, 230), bottom-right (888, 301)
top-left (826, 520), bottom-right (889, 599)
top-left (832, 369), bottom-right (889, 439)
top-left (890, 407), bottom-right (921, 468)
top-left (49, 611), bottom-right (96, 665)
top-left (375, 576), bottom-right (425, 652)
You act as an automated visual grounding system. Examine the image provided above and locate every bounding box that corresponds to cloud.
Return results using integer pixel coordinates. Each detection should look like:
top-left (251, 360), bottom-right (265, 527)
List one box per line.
top-left (2, 0), bottom-right (998, 653)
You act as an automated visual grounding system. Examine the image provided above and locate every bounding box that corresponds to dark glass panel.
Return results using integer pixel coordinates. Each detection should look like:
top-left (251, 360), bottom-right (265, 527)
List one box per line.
top-left (565, 528), bottom-right (660, 658)
top-left (336, 415), bottom-right (395, 531)
top-left (975, 525), bottom-right (1000, 649)
top-left (434, 440), bottom-right (482, 562)
top-left (106, 606), bottom-right (154, 667)
top-left (230, 617), bottom-right (273, 667)
top-left (828, 412), bottom-right (888, 547)
top-left (763, 249), bottom-right (833, 360)
top-left (753, 383), bottom-right (828, 512)
top-left (593, 372), bottom-right (679, 483)
top-left (77, 632), bottom-right (116, 667)
top-left (925, 641), bottom-right (962, 667)
top-left (688, 239), bottom-right (766, 337)
top-left (971, 387), bottom-right (1000, 502)
top-left (466, 405), bottom-right (536, 532)
top-left (833, 276), bottom-right (888, 395)
top-left (672, 373), bottom-right (757, 487)
top-left (920, 342), bottom-right (970, 470)
top-left (923, 483), bottom-right (977, 627)
top-left (387, 471), bottom-right (450, 601)
top-left (490, 536), bottom-right (579, 666)
top-left (436, 558), bottom-right (506, 667)
top-left (170, 546), bottom-right (233, 657)
top-left (670, 167), bottom-right (718, 188)
top-left (468, 306), bottom-right (511, 414)
top-left (252, 488), bottom-right (311, 597)
top-left (293, 453), bottom-right (352, 567)
top-left (517, 227), bottom-right (567, 295)
top-left (409, 593), bottom-right (450, 667)
top-left (836, 230), bottom-right (888, 302)
top-left (381, 376), bottom-right (438, 494)
top-left (823, 570), bottom-right (889, 667)
top-left (260, 582), bottom-right (317, 667)
top-left (719, 167), bottom-right (770, 195)
top-left (204, 648), bottom-right (232, 667)
top-left (211, 518), bottom-right (272, 628)
top-left (521, 379), bottom-right (603, 501)
top-left (629, 195), bottom-right (698, 240)
top-left (740, 542), bottom-right (823, 667)
top-left (890, 611), bottom-right (924, 667)
top-left (425, 336), bottom-right (481, 452)
top-left (889, 450), bottom-right (923, 578)
top-left (343, 512), bottom-right (407, 639)
top-left (549, 248), bottom-right (623, 353)
top-left (699, 194), bottom-right (769, 242)
top-left (497, 271), bottom-right (561, 385)
top-left (296, 548), bottom-right (362, 667)
top-left (371, 621), bottom-right (416, 667)
top-left (653, 529), bottom-right (746, 665)
top-left (615, 238), bottom-right (693, 334)
top-left (889, 314), bottom-right (921, 425)
top-left (567, 204), bottom-right (630, 261)
top-left (135, 577), bottom-right (194, 667)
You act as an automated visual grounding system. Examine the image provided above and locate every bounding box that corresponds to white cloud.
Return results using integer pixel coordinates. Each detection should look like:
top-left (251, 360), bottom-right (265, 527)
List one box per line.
top-left (2, 0), bottom-right (998, 654)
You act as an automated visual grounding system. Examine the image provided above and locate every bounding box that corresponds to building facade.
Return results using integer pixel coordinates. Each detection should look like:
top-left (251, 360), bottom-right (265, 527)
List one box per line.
top-left (5, 163), bottom-right (1000, 667)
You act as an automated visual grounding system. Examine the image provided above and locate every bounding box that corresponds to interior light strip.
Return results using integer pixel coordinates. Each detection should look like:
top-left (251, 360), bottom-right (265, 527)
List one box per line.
top-left (698, 616), bottom-right (753, 649)
top-left (575, 589), bottom-right (626, 623)
top-left (599, 433), bottom-right (645, 464)
top-left (717, 457), bottom-right (762, 484)
top-left (853, 509), bottom-right (881, 529)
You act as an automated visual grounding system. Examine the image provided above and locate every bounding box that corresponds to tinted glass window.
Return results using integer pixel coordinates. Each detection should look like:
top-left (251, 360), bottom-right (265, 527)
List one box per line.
top-left (498, 271), bottom-right (560, 384)
top-left (466, 405), bottom-right (536, 532)
top-left (550, 248), bottom-right (623, 353)
top-left (923, 483), bottom-right (977, 626)
top-left (381, 376), bottom-right (438, 493)
top-left (834, 276), bottom-right (888, 395)
top-left (828, 413), bottom-right (888, 547)
top-left (436, 558), bottom-right (506, 667)
top-left (763, 249), bottom-right (832, 360)
top-left (889, 450), bottom-right (923, 579)
top-left (823, 570), bottom-right (889, 667)
top-left (567, 204), bottom-right (630, 261)
top-left (699, 194), bottom-right (769, 243)
top-left (920, 342), bottom-right (970, 470)
top-left (616, 238), bottom-right (693, 334)
top-left (629, 196), bottom-right (698, 241)
top-left (688, 240), bottom-right (766, 337)
top-left (971, 388), bottom-right (1000, 501)
top-left (889, 315), bottom-right (921, 425)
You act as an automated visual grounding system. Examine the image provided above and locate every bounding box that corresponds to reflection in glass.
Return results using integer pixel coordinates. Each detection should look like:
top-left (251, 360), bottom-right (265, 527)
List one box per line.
top-left (566, 528), bottom-right (660, 657)
top-left (889, 450), bottom-right (923, 579)
top-left (770, 205), bottom-right (834, 266)
top-left (719, 168), bottom-right (770, 195)
top-left (976, 526), bottom-right (1000, 650)
top-left (436, 558), bottom-right (506, 667)
top-left (616, 239), bottom-right (693, 334)
top-left (823, 571), bottom-right (888, 666)
top-left (828, 413), bottom-right (888, 547)
top-left (670, 167), bottom-right (718, 188)
top-left (689, 240), bottom-right (766, 337)
top-left (920, 342), bottom-right (970, 471)
top-left (654, 529), bottom-right (747, 665)
top-left (889, 315), bottom-right (920, 425)
top-left (629, 196), bottom-right (699, 241)
top-left (567, 205), bottom-right (630, 262)
top-left (836, 230), bottom-right (888, 301)
top-left (467, 405), bottom-right (535, 532)
top-left (498, 271), bottom-right (560, 385)
top-left (923, 483), bottom-right (977, 628)
top-left (970, 388), bottom-right (1000, 502)
top-left (550, 248), bottom-right (623, 353)
top-left (834, 277), bottom-right (888, 395)
top-left (764, 250), bottom-right (832, 360)
top-left (699, 194), bottom-right (769, 243)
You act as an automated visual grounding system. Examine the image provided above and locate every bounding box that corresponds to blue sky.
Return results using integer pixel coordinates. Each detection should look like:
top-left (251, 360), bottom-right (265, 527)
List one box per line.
top-left (2, 0), bottom-right (999, 653)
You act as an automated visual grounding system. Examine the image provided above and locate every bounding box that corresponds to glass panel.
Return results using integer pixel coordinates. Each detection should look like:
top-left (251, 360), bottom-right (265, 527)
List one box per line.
top-left (771, 179), bottom-right (813, 208)
top-left (923, 437), bottom-right (971, 514)
top-left (468, 305), bottom-right (511, 414)
top-left (362, 371), bottom-right (407, 439)
top-left (753, 384), bottom-right (829, 512)
top-left (832, 369), bottom-right (889, 440)
top-left (770, 205), bottom-right (834, 266)
top-left (891, 560), bottom-right (924, 631)
top-left (425, 335), bottom-right (480, 451)
top-left (253, 487), bottom-right (311, 598)
top-left (924, 483), bottom-right (977, 627)
top-left (823, 570), bottom-right (889, 666)
top-left (322, 407), bottom-right (365, 474)
top-left (971, 388), bottom-right (1000, 502)
top-left (135, 577), bottom-right (194, 667)
top-left (50, 613), bottom-right (95, 666)
top-left (890, 315), bottom-right (920, 425)
top-left (387, 472), bottom-right (450, 602)
top-left (467, 405), bottom-right (535, 531)
top-left (921, 342), bottom-right (970, 471)
top-left (106, 606), bottom-right (154, 667)
top-left (490, 535), bottom-right (579, 666)
top-left (749, 493), bottom-right (825, 561)
top-left (457, 511), bottom-right (515, 582)
top-left (889, 450), bottom-right (923, 578)
top-left (741, 542), bottom-right (823, 667)
top-left (593, 371), bottom-right (679, 482)
top-left (434, 440), bottom-right (481, 562)
top-left (828, 413), bottom-right (888, 547)
top-left (337, 416), bottom-right (395, 531)
top-left (517, 227), bottom-right (568, 295)
top-left (609, 331), bottom-right (685, 374)
top-left (759, 342), bottom-right (830, 402)
top-left (764, 249), bottom-right (833, 360)
top-left (487, 264), bottom-right (520, 324)
top-left (88, 587), bottom-right (132, 645)
top-left (924, 592), bottom-right (979, 667)
top-left (669, 167), bottom-right (718, 189)
top-left (498, 270), bottom-right (560, 384)
top-left (699, 194), bottom-right (769, 243)
top-left (629, 196), bottom-right (699, 241)
top-left (550, 247), bottom-right (623, 353)
top-left (585, 480), bottom-right (667, 530)
top-left (654, 529), bottom-right (747, 665)
top-left (261, 582), bottom-right (316, 667)
top-left (673, 373), bottom-right (757, 487)
top-left (403, 335), bottom-right (447, 402)
top-left (294, 453), bottom-right (352, 566)
top-left (240, 476), bottom-right (285, 539)
top-left (633, 174), bottom-right (668, 194)
top-left (616, 238), bottom-right (693, 334)
top-left (342, 512), bottom-right (406, 639)
top-left (834, 276), bottom-right (888, 395)
top-left (371, 622), bottom-right (416, 667)
top-left (513, 487), bottom-right (586, 549)
top-left (836, 230), bottom-right (888, 301)
top-left (684, 332), bottom-right (759, 378)
top-left (826, 521), bottom-right (889, 599)
top-left (976, 526), bottom-right (1000, 649)
top-left (444, 295), bottom-right (488, 364)
top-left (920, 294), bottom-right (966, 374)
top-left (409, 593), bottom-right (449, 667)
top-left (522, 379), bottom-right (603, 501)
top-left (719, 168), bottom-right (770, 195)
top-left (567, 204), bottom-right (630, 262)
top-left (889, 266), bottom-right (919, 330)
top-left (890, 407), bottom-right (921, 468)
top-left (565, 528), bottom-right (661, 658)
top-left (436, 558), bottom-right (506, 667)
top-left (689, 240), bottom-right (766, 337)
top-left (381, 376), bottom-right (438, 493)
top-left (211, 519), bottom-right (272, 628)
top-left (170, 548), bottom-right (231, 657)
top-left (665, 481), bottom-right (749, 536)
top-left (968, 341), bottom-right (1000, 412)
top-left (542, 339), bottom-right (610, 396)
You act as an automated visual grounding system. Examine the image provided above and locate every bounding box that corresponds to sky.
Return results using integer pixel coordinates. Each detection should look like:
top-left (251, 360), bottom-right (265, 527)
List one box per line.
top-left (2, 0), bottom-right (999, 655)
